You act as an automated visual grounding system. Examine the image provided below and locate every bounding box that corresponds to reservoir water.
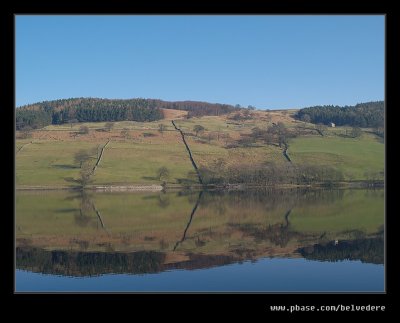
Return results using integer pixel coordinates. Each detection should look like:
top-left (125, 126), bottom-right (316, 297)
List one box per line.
top-left (15, 188), bottom-right (384, 292)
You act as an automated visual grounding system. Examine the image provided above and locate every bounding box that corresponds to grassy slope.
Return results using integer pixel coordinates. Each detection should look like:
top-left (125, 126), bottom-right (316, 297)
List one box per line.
top-left (16, 110), bottom-right (384, 186)
top-left (16, 140), bottom-right (98, 186)
top-left (173, 117), bottom-right (287, 170)
top-left (289, 132), bottom-right (384, 180)
top-left (93, 135), bottom-right (194, 185)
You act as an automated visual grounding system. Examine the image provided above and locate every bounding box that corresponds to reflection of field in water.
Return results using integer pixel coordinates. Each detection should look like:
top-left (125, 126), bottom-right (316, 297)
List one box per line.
top-left (16, 189), bottom-right (384, 273)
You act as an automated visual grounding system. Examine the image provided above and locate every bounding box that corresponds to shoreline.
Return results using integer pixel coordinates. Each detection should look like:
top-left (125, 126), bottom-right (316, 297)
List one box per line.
top-left (16, 184), bottom-right (164, 192)
top-left (16, 180), bottom-right (384, 192)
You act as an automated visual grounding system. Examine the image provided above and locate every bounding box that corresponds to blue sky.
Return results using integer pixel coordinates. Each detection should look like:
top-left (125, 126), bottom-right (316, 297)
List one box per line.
top-left (16, 15), bottom-right (384, 109)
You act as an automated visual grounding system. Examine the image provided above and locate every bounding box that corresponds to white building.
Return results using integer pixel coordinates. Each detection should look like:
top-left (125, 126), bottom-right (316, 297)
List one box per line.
top-left (330, 122), bottom-right (335, 128)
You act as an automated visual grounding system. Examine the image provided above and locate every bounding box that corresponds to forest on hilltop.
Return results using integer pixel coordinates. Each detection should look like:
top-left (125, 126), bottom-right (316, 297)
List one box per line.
top-left (16, 97), bottom-right (238, 130)
top-left (295, 101), bottom-right (384, 128)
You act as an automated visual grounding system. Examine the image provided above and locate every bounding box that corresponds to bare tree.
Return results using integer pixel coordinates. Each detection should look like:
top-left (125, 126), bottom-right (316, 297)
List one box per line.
top-left (18, 129), bottom-right (32, 139)
top-left (373, 127), bottom-right (384, 138)
top-left (294, 124), bottom-right (304, 136)
top-left (67, 119), bottom-right (79, 129)
top-left (251, 127), bottom-right (265, 142)
top-left (221, 133), bottom-right (232, 146)
top-left (207, 132), bottom-right (217, 143)
top-left (120, 129), bottom-right (131, 139)
top-left (212, 158), bottom-right (226, 174)
top-left (316, 123), bottom-right (327, 136)
top-left (263, 132), bottom-right (274, 145)
top-left (267, 122), bottom-right (289, 147)
top-left (79, 126), bottom-right (89, 135)
top-left (74, 150), bottom-right (92, 168)
top-left (157, 167), bottom-right (170, 182)
top-left (77, 162), bottom-right (94, 188)
top-left (104, 122), bottom-right (114, 132)
top-left (158, 124), bottom-right (167, 137)
top-left (193, 125), bottom-right (205, 137)
top-left (351, 127), bottom-right (362, 138)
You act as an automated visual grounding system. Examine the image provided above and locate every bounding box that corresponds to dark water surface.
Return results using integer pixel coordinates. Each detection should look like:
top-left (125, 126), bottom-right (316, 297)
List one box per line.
top-left (16, 188), bottom-right (384, 292)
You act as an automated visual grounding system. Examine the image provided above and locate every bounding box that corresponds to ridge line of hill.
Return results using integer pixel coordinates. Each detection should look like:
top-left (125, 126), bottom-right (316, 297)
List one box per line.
top-left (16, 97), bottom-right (240, 130)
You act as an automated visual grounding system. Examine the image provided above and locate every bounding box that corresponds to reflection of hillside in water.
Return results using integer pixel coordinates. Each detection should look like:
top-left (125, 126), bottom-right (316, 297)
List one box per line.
top-left (298, 236), bottom-right (384, 265)
top-left (16, 235), bottom-right (383, 277)
top-left (16, 188), bottom-right (384, 276)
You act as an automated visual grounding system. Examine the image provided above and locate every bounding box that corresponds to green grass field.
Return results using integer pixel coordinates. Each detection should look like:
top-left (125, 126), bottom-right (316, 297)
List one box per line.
top-left (16, 140), bottom-right (98, 186)
top-left (92, 138), bottom-right (194, 185)
top-left (16, 111), bottom-right (384, 186)
top-left (289, 133), bottom-right (384, 180)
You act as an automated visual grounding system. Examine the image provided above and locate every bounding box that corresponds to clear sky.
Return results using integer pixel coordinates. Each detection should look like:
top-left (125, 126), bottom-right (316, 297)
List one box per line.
top-left (16, 15), bottom-right (384, 109)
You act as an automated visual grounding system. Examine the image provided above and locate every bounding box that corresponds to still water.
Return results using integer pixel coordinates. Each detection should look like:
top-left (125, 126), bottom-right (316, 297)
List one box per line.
top-left (16, 188), bottom-right (384, 292)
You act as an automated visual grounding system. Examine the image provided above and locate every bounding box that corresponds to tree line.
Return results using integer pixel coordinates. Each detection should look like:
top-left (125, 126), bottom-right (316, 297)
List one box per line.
top-left (194, 160), bottom-right (344, 186)
top-left (16, 97), bottom-right (240, 130)
top-left (196, 188), bottom-right (345, 213)
top-left (15, 109), bottom-right (53, 130)
top-left (147, 99), bottom-right (238, 117)
top-left (16, 247), bottom-right (166, 277)
top-left (295, 101), bottom-right (384, 128)
top-left (298, 237), bottom-right (383, 264)
top-left (16, 98), bottom-right (164, 130)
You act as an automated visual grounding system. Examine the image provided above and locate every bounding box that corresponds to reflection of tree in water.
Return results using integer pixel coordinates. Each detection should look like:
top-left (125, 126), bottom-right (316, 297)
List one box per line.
top-left (159, 239), bottom-right (169, 250)
top-left (195, 189), bottom-right (350, 248)
top-left (197, 189), bottom-right (345, 215)
top-left (16, 246), bottom-right (239, 277)
top-left (229, 209), bottom-right (296, 248)
top-left (16, 235), bottom-right (383, 277)
top-left (16, 247), bottom-right (166, 277)
top-left (74, 191), bottom-right (95, 227)
top-left (158, 193), bottom-right (170, 208)
top-left (74, 211), bottom-right (93, 227)
top-left (298, 236), bottom-right (384, 264)
top-left (265, 209), bottom-right (293, 247)
top-left (181, 191), bottom-right (315, 249)
top-left (364, 188), bottom-right (385, 199)
top-left (181, 190), bottom-right (200, 204)
top-left (197, 192), bottom-right (226, 215)
top-left (66, 191), bottom-right (107, 231)
top-left (173, 189), bottom-right (345, 251)
top-left (141, 193), bottom-right (171, 209)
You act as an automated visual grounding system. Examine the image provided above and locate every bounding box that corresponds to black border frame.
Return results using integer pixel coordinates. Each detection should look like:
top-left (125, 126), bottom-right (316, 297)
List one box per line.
top-left (3, 1), bottom-right (398, 317)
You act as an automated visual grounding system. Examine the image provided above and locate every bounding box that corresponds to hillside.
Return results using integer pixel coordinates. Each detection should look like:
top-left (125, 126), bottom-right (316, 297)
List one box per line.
top-left (16, 97), bottom-right (239, 130)
top-left (16, 105), bottom-right (384, 188)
